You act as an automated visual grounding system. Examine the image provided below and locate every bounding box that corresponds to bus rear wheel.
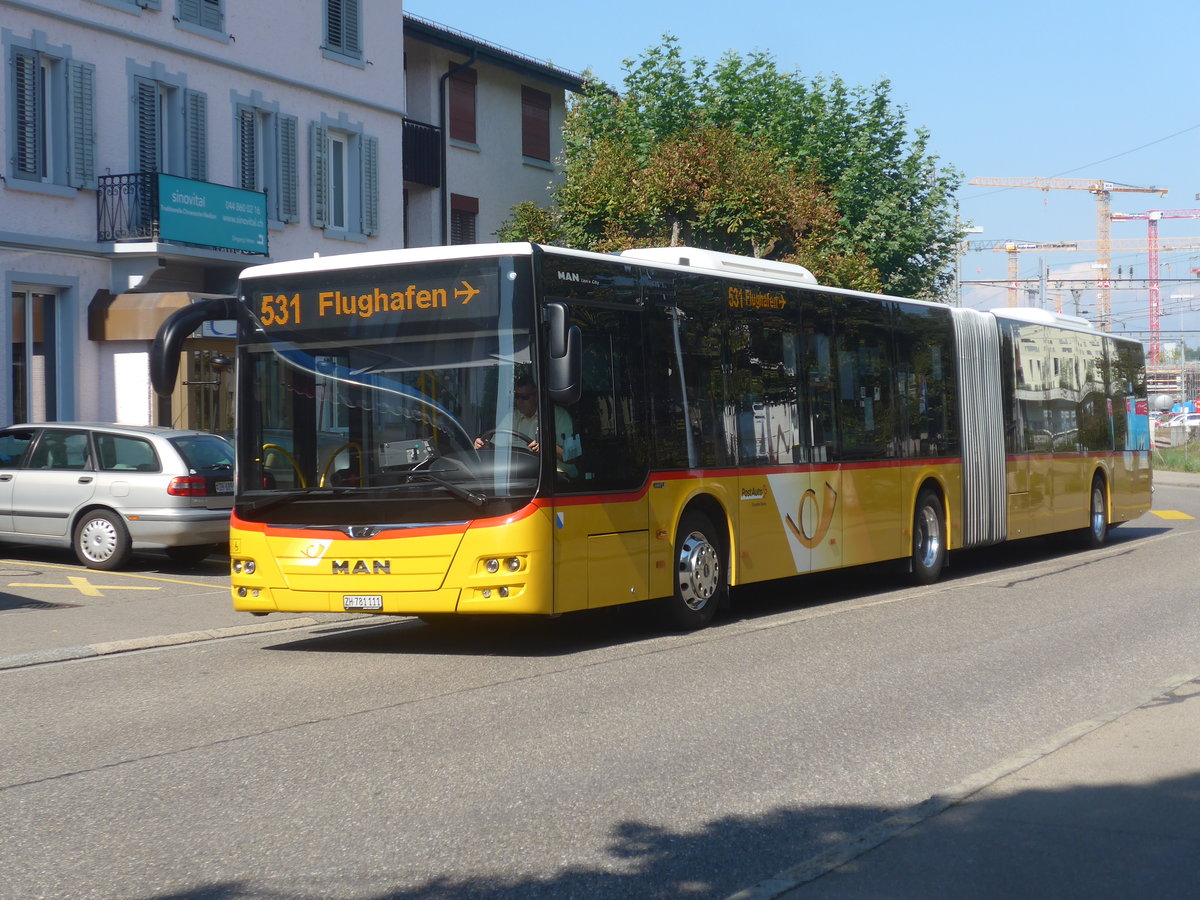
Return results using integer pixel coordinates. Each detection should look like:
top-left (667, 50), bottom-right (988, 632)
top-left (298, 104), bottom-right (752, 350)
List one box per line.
top-left (1082, 476), bottom-right (1108, 548)
top-left (911, 489), bottom-right (946, 585)
top-left (659, 511), bottom-right (724, 630)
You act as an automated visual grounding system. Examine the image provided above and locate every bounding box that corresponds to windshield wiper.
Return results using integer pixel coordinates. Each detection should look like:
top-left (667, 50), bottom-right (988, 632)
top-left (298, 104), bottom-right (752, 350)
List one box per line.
top-left (404, 471), bottom-right (487, 507)
top-left (243, 486), bottom-right (355, 514)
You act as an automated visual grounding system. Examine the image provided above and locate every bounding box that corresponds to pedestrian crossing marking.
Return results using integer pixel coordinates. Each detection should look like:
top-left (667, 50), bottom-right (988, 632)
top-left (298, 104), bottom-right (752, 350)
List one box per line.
top-left (1152, 510), bottom-right (1194, 520)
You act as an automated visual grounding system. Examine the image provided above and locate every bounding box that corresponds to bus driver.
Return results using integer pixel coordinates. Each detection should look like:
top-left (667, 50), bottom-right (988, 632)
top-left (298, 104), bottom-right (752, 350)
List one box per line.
top-left (475, 376), bottom-right (578, 475)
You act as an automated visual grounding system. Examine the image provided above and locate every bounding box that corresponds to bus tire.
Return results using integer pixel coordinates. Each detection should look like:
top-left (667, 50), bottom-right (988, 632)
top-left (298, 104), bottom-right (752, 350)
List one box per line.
top-left (1082, 475), bottom-right (1108, 548)
top-left (911, 489), bottom-right (946, 585)
top-left (659, 511), bottom-right (724, 630)
top-left (74, 509), bottom-right (132, 570)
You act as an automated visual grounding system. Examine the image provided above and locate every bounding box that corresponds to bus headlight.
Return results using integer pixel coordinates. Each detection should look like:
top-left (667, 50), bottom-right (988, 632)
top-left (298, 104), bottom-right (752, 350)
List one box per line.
top-left (232, 559), bottom-right (256, 575)
top-left (504, 557), bottom-right (521, 572)
top-left (485, 558), bottom-right (500, 574)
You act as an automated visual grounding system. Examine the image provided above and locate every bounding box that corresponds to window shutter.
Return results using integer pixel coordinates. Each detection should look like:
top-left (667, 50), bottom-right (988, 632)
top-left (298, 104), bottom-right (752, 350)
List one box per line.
top-left (237, 106), bottom-right (257, 190)
top-left (67, 60), bottom-right (97, 189)
top-left (184, 89), bottom-right (207, 181)
top-left (200, 0), bottom-right (223, 31)
top-left (13, 49), bottom-right (40, 179)
top-left (361, 134), bottom-right (379, 235)
top-left (178, 0), bottom-right (222, 29)
top-left (327, 0), bottom-right (361, 56)
top-left (278, 114), bottom-right (299, 222)
top-left (310, 122), bottom-right (329, 227)
top-left (448, 67), bottom-right (477, 144)
top-left (135, 77), bottom-right (160, 173)
top-left (521, 87), bottom-right (551, 161)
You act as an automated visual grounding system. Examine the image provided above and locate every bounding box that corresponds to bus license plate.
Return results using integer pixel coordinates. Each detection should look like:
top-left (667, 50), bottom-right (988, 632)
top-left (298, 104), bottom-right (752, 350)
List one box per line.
top-left (343, 594), bottom-right (383, 610)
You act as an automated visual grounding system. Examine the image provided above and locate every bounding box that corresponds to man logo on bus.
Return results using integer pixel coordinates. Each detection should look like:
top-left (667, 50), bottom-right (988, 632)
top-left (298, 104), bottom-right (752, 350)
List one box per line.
top-left (785, 483), bottom-right (838, 549)
top-left (332, 560), bottom-right (392, 575)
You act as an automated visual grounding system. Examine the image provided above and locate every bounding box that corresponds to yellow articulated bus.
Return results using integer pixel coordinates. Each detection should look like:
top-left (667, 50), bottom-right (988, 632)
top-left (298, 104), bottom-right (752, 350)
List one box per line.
top-left (151, 243), bottom-right (1151, 629)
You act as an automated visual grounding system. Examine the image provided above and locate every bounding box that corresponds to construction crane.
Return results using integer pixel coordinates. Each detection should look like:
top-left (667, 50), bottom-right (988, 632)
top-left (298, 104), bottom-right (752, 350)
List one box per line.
top-left (967, 177), bottom-right (1168, 329)
top-left (969, 237), bottom-right (1200, 314)
top-left (1111, 209), bottom-right (1200, 364)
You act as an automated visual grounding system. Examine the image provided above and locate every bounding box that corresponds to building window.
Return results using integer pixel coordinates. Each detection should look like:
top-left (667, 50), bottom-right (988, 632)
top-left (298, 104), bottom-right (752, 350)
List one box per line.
top-left (236, 102), bottom-right (298, 223)
top-left (448, 66), bottom-right (477, 144)
top-left (133, 74), bottom-right (207, 179)
top-left (450, 194), bottom-right (478, 245)
top-left (10, 289), bottom-right (60, 423)
top-left (521, 86), bottom-right (551, 162)
top-left (310, 120), bottom-right (378, 238)
top-left (176, 0), bottom-right (223, 34)
top-left (8, 40), bottom-right (95, 190)
top-left (324, 0), bottom-right (362, 61)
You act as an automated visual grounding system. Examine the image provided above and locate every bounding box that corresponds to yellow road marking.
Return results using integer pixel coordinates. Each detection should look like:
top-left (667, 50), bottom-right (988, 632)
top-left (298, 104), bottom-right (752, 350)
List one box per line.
top-left (7, 575), bottom-right (161, 597)
top-left (0, 560), bottom-right (219, 588)
top-left (1152, 510), bottom-right (1195, 520)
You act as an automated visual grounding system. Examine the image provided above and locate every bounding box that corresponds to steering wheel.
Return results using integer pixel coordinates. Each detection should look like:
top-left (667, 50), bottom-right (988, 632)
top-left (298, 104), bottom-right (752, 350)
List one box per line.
top-left (480, 429), bottom-right (536, 449)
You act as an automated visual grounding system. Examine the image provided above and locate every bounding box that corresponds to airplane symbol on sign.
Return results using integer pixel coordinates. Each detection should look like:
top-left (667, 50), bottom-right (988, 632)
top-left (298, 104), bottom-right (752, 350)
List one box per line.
top-left (454, 281), bottom-right (479, 304)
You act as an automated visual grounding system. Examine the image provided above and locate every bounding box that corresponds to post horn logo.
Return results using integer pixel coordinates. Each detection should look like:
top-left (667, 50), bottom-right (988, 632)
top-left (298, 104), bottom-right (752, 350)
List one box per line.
top-left (785, 483), bottom-right (838, 549)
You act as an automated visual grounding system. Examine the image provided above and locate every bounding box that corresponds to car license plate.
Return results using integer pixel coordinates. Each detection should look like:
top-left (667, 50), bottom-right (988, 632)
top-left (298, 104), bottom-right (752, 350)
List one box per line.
top-left (216, 481), bottom-right (234, 494)
top-left (344, 594), bottom-right (383, 610)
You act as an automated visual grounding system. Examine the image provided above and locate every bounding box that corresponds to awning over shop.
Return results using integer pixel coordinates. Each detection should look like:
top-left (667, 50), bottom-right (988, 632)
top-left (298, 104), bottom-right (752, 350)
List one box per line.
top-left (88, 291), bottom-right (233, 341)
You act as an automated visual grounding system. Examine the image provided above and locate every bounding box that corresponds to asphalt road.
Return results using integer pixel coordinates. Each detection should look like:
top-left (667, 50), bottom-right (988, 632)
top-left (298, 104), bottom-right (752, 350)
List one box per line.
top-left (1, 486), bottom-right (1198, 900)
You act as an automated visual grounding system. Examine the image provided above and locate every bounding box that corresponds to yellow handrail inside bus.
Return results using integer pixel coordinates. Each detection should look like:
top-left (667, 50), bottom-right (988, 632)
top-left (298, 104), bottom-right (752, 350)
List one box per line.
top-left (262, 443), bottom-right (306, 488)
top-left (319, 442), bottom-right (363, 487)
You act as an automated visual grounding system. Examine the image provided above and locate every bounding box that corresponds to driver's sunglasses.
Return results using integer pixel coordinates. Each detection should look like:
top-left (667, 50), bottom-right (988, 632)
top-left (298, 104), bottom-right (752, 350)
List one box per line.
top-left (515, 392), bottom-right (534, 400)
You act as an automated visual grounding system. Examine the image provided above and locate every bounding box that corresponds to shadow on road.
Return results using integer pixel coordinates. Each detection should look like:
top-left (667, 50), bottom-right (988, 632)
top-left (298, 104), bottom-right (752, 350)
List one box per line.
top-left (129, 765), bottom-right (1200, 899)
top-left (262, 526), bottom-right (1165, 660)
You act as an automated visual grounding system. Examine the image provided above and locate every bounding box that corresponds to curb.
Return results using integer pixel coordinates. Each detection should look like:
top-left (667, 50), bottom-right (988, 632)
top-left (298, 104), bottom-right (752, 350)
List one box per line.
top-left (0, 615), bottom-right (361, 671)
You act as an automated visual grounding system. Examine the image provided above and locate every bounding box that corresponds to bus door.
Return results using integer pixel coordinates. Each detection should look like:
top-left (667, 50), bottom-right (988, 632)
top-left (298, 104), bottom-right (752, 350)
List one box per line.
top-left (792, 292), bottom-right (843, 574)
top-left (551, 304), bottom-right (650, 612)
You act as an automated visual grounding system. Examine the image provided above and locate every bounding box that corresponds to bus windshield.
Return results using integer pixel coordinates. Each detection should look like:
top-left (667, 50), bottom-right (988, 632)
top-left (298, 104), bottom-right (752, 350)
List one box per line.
top-left (236, 256), bottom-right (540, 526)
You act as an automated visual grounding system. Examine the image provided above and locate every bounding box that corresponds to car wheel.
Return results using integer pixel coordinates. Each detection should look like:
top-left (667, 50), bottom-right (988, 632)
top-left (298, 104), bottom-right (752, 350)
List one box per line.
top-left (164, 544), bottom-right (218, 567)
top-left (74, 510), bottom-right (132, 570)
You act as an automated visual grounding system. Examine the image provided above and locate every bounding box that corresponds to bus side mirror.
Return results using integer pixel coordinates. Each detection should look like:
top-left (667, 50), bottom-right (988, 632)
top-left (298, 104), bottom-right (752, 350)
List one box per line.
top-left (546, 302), bottom-right (581, 405)
top-left (150, 297), bottom-right (239, 395)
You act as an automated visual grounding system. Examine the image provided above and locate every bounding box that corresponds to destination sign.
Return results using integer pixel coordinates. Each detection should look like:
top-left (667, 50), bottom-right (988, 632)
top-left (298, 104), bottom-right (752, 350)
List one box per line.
top-left (254, 270), bottom-right (497, 331)
top-left (727, 285), bottom-right (787, 311)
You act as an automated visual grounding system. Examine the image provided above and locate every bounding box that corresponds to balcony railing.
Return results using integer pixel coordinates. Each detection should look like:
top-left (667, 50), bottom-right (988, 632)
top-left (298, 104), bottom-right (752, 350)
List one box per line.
top-left (97, 173), bottom-right (158, 243)
top-left (403, 119), bottom-right (441, 188)
top-left (97, 173), bottom-right (268, 255)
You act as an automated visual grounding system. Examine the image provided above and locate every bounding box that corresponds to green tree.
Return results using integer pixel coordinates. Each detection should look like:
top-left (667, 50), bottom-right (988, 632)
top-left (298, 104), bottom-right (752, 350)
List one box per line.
top-left (498, 36), bottom-right (963, 299)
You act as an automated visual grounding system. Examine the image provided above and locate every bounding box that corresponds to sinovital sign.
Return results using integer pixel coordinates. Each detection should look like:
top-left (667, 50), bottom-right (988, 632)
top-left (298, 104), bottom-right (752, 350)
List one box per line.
top-left (157, 174), bottom-right (267, 254)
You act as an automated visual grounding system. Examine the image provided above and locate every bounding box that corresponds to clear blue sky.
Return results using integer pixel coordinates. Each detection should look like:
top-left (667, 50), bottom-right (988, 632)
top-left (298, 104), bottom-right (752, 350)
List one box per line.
top-left (406, 0), bottom-right (1200, 337)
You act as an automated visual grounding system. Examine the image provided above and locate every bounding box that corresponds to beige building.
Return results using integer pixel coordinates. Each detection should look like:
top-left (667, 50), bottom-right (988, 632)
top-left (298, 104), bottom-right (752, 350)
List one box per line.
top-left (1, 1), bottom-right (583, 431)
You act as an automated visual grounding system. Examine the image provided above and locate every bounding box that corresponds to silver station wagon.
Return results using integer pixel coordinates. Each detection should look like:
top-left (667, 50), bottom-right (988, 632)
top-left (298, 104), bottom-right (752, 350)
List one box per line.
top-left (0, 423), bottom-right (233, 569)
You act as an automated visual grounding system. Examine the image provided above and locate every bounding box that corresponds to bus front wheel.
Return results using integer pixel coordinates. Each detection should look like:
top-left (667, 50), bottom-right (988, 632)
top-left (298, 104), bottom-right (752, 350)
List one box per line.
top-left (659, 511), bottom-right (724, 630)
top-left (911, 489), bottom-right (946, 585)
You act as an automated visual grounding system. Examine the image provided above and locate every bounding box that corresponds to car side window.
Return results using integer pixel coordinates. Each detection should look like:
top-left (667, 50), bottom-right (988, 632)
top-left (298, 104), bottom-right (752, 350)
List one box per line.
top-left (0, 430), bottom-right (34, 467)
top-left (28, 430), bottom-right (92, 470)
top-left (96, 434), bottom-right (161, 472)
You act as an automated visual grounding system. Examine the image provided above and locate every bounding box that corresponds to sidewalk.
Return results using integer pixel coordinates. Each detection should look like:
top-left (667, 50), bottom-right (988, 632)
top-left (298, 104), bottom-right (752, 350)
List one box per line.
top-left (740, 674), bottom-right (1200, 899)
top-left (1151, 467), bottom-right (1200, 489)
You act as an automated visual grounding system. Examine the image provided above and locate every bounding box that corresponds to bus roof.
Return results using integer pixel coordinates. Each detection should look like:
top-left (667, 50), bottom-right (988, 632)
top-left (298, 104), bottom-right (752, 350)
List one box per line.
top-left (237, 242), bottom-right (820, 286)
